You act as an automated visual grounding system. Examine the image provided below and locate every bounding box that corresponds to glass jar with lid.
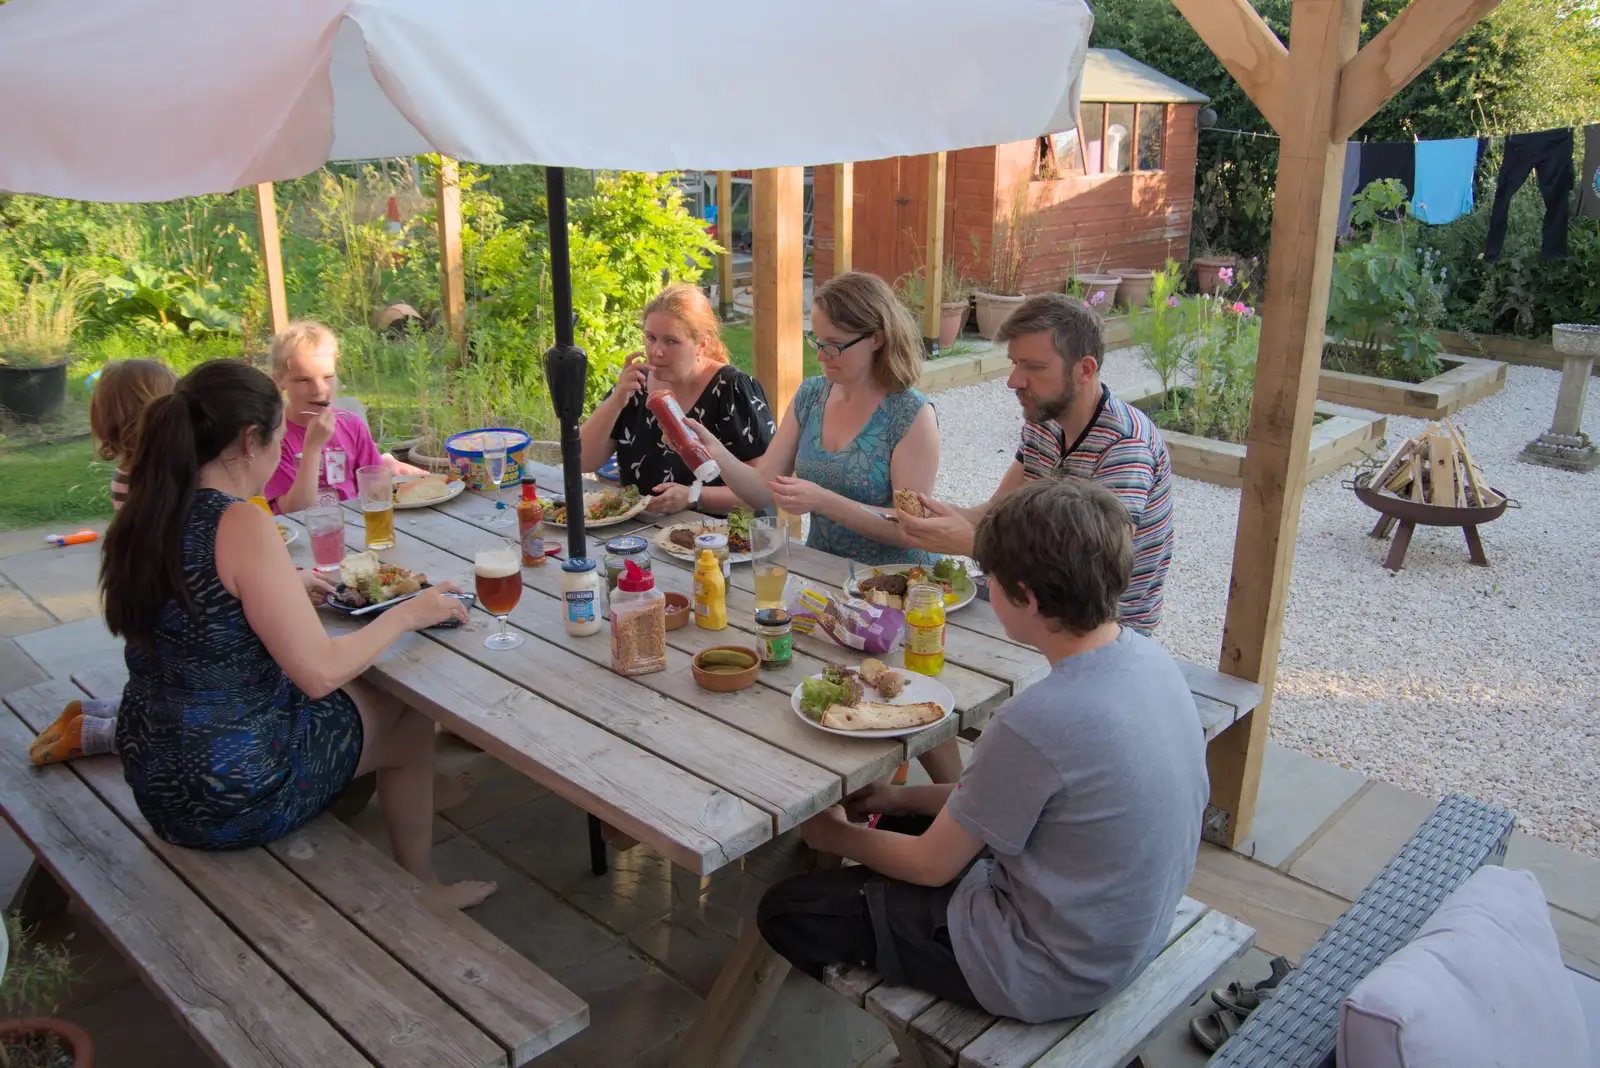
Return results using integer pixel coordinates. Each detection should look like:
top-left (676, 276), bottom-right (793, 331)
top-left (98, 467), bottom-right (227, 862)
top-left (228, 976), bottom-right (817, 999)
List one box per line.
top-left (603, 535), bottom-right (651, 592)
top-left (694, 532), bottom-right (730, 578)
top-left (754, 608), bottom-right (792, 669)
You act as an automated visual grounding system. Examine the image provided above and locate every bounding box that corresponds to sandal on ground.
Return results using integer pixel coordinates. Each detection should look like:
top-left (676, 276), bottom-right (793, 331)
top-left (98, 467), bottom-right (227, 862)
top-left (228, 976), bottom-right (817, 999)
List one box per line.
top-left (1190, 1008), bottom-right (1244, 1053)
top-left (1211, 954), bottom-right (1292, 1015)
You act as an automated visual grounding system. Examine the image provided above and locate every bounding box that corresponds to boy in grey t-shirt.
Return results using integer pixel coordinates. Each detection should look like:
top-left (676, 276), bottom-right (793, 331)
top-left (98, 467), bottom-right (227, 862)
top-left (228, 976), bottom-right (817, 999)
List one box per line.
top-left (758, 478), bottom-right (1208, 1022)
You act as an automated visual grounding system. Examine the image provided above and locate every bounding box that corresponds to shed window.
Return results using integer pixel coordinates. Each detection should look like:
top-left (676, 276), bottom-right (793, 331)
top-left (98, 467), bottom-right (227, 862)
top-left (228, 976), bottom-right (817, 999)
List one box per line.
top-left (1137, 104), bottom-right (1166, 171)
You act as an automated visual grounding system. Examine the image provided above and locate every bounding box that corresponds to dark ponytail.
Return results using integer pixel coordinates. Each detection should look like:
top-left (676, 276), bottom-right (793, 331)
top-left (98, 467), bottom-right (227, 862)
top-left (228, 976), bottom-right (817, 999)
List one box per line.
top-left (101, 360), bottom-right (283, 651)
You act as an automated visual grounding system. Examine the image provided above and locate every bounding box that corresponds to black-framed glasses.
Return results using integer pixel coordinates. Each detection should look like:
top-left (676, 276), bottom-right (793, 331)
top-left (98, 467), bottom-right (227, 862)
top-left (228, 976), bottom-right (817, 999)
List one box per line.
top-left (803, 331), bottom-right (873, 358)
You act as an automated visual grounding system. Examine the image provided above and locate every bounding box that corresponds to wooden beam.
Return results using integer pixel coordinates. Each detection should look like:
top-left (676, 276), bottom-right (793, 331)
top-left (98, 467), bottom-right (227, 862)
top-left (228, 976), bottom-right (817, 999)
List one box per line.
top-left (254, 182), bottom-right (289, 337)
top-left (435, 156), bottom-right (466, 359)
top-left (716, 170), bottom-right (734, 320)
top-left (1335, 0), bottom-right (1502, 141)
top-left (1170, 0), bottom-right (1290, 133)
top-left (752, 167), bottom-right (805, 418)
top-left (1207, 0), bottom-right (1363, 848)
top-left (921, 152), bottom-right (947, 353)
top-left (833, 162), bottom-right (854, 276)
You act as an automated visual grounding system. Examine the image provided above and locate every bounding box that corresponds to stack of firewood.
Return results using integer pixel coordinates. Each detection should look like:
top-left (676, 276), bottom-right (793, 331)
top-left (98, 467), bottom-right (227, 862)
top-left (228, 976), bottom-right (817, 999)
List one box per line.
top-left (1367, 420), bottom-right (1502, 508)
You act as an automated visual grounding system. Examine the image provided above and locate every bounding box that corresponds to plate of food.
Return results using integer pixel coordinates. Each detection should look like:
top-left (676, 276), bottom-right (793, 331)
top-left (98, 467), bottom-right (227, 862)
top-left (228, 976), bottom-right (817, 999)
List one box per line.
top-left (655, 508), bottom-right (765, 564)
top-left (392, 472), bottom-right (465, 510)
top-left (277, 520), bottom-right (299, 546)
top-left (845, 558), bottom-right (977, 612)
top-left (791, 660), bottom-right (955, 739)
top-left (541, 485), bottom-right (648, 528)
top-left (319, 552), bottom-right (432, 617)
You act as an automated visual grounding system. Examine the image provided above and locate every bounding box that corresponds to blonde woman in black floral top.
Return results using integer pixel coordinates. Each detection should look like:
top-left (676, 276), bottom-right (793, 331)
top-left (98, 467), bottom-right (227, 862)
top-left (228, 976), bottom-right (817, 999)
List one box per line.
top-left (579, 284), bottom-right (775, 515)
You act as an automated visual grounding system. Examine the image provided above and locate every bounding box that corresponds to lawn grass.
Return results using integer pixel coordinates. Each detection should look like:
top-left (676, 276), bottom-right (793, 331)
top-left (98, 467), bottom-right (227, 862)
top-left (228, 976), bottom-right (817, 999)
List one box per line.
top-left (0, 436), bottom-right (114, 531)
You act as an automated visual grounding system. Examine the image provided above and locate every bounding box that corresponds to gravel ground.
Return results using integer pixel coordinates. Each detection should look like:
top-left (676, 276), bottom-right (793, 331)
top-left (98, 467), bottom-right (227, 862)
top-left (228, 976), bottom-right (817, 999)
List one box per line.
top-left (930, 351), bottom-right (1600, 857)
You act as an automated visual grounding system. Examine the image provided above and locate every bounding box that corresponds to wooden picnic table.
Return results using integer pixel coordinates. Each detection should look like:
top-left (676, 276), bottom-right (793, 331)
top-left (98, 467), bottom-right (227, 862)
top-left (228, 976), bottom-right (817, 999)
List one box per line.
top-left (281, 461), bottom-right (1258, 1068)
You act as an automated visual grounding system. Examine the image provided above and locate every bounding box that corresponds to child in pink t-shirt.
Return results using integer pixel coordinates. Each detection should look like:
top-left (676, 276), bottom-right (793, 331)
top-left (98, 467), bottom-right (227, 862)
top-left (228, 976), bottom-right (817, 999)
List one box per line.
top-left (265, 322), bottom-right (425, 513)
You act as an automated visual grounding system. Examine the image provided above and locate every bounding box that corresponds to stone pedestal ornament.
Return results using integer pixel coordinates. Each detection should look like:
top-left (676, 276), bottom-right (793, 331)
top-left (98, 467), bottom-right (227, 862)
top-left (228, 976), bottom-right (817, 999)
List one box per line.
top-left (1520, 323), bottom-right (1600, 472)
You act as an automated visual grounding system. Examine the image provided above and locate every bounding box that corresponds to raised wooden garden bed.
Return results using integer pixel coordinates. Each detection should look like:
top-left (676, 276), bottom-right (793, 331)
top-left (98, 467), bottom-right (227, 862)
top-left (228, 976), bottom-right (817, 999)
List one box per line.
top-left (921, 312), bottom-right (1138, 394)
top-left (1317, 352), bottom-right (1506, 418)
top-left (1435, 330), bottom-right (1600, 378)
top-left (1121, 387), bottom-right (1388, 489)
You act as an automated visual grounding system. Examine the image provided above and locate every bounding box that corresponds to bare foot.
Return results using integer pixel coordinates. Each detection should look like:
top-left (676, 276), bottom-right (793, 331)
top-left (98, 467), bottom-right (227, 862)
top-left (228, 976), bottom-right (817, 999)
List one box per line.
top-left (433, 769), bottom-right (477, 811)
top-left (429, 879), bottom-right (498, 909)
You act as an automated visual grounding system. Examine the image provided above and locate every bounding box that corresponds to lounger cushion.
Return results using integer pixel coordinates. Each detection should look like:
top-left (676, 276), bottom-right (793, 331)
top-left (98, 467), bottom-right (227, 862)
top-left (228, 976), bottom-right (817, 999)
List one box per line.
top-left (1338, 866), bottom-right (1589, 1068)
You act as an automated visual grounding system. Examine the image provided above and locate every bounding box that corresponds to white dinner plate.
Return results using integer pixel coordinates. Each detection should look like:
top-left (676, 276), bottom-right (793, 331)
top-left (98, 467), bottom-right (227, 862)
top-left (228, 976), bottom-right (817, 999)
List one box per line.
top-left (790, 670), bottom-right (956, 739)
top-left (844, 563), bottom-right (978, 612)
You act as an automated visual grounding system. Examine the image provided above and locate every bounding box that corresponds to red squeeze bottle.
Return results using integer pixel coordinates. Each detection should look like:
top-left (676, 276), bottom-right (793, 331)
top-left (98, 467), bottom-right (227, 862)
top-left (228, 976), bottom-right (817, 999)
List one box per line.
top-left (645, 390), bottom-right (721, 483)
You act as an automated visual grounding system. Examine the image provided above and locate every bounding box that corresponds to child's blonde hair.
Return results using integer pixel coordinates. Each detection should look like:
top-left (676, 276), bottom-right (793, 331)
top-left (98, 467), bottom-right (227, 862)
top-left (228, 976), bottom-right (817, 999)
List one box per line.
top-left (89, 359), bottom-right (178, 464)
top-left (269, 320), bottom-right (339, 380)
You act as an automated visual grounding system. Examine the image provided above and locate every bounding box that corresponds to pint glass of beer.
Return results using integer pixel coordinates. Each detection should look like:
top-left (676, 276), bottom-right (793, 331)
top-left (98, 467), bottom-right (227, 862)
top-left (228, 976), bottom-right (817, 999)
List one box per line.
top-left (357, 465), bottom-right (395, 550)
top-left (474, 539), bottom-right (524, 650)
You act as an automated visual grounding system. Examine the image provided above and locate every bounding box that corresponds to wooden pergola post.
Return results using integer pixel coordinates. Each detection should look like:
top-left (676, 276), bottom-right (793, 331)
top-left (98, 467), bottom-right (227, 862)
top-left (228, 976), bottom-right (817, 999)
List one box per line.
top-left (435, 156), bottom-right (466, 359)
top-left (716, 170), bottom-right (734, 320)
top-left (833, 163), bottom-right (854, 276)
top-left (254, 182), bottom-right (289, 337)
top-left (751, 167), bottom-right (805, 419)
top-left (921, 152), bottom-right (947, 354)
top-left (1172, 0), bottom-right (1502, 846)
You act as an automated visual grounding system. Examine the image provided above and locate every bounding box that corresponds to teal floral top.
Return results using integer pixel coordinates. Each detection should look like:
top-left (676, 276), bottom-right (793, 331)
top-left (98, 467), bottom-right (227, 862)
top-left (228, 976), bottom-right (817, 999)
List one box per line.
top-left (792, 377), bottom-right (937, 566)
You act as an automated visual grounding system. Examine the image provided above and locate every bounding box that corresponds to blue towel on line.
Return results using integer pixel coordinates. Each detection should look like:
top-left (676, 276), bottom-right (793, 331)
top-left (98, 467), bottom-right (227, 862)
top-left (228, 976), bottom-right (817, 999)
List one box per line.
top-left (1414, 138), bottom-right (1479, 224)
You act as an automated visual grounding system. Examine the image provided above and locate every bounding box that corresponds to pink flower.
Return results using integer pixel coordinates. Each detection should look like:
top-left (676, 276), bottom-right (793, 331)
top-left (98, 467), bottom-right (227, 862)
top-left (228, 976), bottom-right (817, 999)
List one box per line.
top-left (1089, 290), bottom-right (1106, 306)
top-left (1218, 266), bottom-right (1236, 285)
top-left (1230, 301), bottom-right (1248, 315)
top-left (1166, 296), bottom-right (1180, 307)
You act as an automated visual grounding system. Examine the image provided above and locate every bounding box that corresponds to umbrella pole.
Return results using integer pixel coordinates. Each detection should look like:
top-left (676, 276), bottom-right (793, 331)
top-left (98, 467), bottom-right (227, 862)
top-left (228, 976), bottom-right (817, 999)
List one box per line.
top-left (542, 165), bottom-right (589, 560)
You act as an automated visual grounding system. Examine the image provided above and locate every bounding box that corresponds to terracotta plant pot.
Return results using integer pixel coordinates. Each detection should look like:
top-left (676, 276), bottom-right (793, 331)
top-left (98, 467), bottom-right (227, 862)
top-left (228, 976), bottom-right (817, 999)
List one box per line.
top-left (1109, 268), bottom-right (1156, 310)
top-left (1192, 256), bottom-right (1235, 296)
top-left (938, 301), bottom-right (970, 350)
top-left (1072, 274), bottom-right (1121, 314)
top-left (973, 292), bottom-right (1025, 340)
top-left (0, 1018), bottom-right (96, 1067)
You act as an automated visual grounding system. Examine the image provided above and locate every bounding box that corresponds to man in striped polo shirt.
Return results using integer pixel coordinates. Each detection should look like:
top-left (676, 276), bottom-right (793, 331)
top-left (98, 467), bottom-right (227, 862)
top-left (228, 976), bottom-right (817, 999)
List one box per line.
top-left (900, 293), bottom-right (1175, 634)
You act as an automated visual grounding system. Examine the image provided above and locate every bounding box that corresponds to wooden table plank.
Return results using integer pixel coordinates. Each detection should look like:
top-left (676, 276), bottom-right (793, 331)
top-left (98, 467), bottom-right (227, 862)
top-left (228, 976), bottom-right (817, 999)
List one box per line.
top-left (0, 681), bottom-right (372, 1068)
top-left (1175, 661), bottom-right (1265, 717)
top-left (375, 506), bottom-right (912, 786)
top-left (335, 522), bottom-right (844, 830)
top-left (69, 662), bottom-right (589, 1068)
top-left (6, 683), bottom-right (506, 1068)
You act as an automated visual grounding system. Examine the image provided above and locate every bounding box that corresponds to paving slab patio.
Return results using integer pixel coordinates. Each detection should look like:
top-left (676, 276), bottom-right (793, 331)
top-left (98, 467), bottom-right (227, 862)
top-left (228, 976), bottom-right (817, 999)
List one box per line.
top-left (0, 539), bottom-right (105, 624)
top-left (1234, 741), bottom-right (1367, 868)
top-left (1287, 780), bottom-right (1439, 900)
top-left (13, 613), bottom-right (122, 678)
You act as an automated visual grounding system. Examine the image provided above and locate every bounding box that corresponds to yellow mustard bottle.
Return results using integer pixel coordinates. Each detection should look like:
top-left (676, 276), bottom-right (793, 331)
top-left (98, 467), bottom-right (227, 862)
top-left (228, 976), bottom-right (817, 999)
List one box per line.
top-left (693, 548), bottom-right (727, 631)
top-left (903, 583), bottom-right (946, 676)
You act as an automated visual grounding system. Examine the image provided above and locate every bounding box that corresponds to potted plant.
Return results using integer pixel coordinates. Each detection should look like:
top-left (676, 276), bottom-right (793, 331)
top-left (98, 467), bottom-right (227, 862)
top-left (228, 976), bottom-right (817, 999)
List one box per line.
top-left (0, 266), bottom-right (94, 423)
top-left (1190, 254), bottom-right (1236, 297)
top-left (895, 254), bottom-right (973, 351)
top-left (1109, 267), bottom-right (1156, 310)
top-left (972, 188), bottom-right (1041, 340)
top-left (1072, 273), bottom-right (1122, 312)
top-left (0, 911), bottom-right (94, 1068)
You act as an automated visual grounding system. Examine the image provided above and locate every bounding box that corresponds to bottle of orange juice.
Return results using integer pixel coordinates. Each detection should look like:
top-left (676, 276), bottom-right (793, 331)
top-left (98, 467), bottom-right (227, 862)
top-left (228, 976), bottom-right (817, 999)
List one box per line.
top-left (903, 583), bottom-right (946, 676)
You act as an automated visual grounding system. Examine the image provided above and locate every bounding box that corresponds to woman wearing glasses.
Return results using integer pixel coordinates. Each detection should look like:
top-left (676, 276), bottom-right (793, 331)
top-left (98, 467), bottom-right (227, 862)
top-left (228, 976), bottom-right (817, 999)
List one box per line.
top-left (687, 271), bottom-right (940, 565)
top-left (579, 284), bottom-right (776, 515)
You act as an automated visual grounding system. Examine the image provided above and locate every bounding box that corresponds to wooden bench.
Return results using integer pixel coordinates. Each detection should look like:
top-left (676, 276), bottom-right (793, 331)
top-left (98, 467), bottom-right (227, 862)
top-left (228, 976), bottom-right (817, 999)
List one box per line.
top-left (821, 896), bottom-right (1253, 1068)
top-left (1, 665), bottom-right (588, 1068)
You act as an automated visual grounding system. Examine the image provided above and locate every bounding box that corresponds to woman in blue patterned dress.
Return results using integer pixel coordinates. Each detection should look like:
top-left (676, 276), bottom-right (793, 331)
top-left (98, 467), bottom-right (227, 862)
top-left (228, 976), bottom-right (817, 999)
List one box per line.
top-left (689, 271), bottom-right (941, 566)
top-left (100, 360), bottom-right (495, 910)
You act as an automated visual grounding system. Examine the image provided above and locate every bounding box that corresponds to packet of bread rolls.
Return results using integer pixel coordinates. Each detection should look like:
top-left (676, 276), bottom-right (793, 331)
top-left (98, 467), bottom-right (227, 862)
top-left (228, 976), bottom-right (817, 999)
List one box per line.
top-left (788, 586), bottom-right (905, 655)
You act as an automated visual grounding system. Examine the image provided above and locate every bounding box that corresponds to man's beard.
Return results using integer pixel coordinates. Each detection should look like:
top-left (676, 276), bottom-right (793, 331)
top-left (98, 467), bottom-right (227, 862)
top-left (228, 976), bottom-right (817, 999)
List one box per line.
top-left (1019, 379), bottom-right (1075, 424)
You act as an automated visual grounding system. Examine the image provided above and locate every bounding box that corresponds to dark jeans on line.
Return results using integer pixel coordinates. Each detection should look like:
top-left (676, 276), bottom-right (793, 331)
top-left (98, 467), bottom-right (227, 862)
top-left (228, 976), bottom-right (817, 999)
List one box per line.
top-left (755, 814), bottom-right (982, 1010)
top-left (1485, 128), bottom-right (1575, 262)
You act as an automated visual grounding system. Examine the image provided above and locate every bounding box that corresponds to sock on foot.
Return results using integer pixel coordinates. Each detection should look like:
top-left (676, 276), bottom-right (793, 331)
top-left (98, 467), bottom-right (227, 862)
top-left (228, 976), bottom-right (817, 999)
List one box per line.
top-left (80, 714), bottom-right (117, 757)
top-left (30, 715), bottom-right (86, 765)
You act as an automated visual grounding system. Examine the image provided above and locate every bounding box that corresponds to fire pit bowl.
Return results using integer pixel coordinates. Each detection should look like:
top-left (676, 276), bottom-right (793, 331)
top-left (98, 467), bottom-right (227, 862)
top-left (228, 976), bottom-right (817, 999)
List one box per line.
top-left (1348, 471), bottom-right (1517, 571)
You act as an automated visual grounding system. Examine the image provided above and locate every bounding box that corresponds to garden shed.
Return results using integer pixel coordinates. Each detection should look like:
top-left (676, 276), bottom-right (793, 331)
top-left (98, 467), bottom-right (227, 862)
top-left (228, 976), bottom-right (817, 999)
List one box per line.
top-left (811, 48), bottom-right (1209, 292)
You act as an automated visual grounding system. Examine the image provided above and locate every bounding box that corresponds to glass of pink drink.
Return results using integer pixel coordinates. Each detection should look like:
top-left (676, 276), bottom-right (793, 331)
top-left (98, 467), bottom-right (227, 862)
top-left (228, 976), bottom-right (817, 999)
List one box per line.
top-left (305, 506), bottom-right (346, 573)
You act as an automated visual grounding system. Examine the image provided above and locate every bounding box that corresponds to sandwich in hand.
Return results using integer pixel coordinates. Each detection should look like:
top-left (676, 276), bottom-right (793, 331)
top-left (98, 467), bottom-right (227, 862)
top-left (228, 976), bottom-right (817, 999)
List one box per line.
top-left (894, 488), bottom-right (927, 518)
top-left (821, 701), bottom-right (944, 731)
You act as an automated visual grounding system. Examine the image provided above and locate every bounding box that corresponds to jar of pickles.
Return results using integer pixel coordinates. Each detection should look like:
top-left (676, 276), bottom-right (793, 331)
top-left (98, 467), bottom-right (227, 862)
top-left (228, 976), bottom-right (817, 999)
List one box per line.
top-left (754, 609), bottom-right (792, 669)
top-left (694, 532), bottom-right (730, 579)
top-left (603, 535), bottom-right (651, 592)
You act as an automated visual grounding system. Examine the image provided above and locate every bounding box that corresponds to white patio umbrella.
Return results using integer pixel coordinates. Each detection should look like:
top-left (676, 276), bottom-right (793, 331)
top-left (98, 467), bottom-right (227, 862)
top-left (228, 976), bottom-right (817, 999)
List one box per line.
top-left (0, 0), bottom-right (1093, 548)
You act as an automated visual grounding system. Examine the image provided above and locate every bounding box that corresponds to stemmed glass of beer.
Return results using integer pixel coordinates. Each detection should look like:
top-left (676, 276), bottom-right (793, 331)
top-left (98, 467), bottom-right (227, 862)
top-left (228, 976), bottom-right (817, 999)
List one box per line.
top-left (474, 538), bottom-right (524, 650)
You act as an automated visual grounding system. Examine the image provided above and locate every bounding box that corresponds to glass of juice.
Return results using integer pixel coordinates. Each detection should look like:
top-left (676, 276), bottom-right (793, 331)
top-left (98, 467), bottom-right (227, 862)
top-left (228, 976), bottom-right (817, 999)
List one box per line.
top-left (482, 432), bottom-right (514, 528)
top-left (474, 539), bottom-right (524, 650)
top-left (305, 506), bottom-right (346, 573)
top-left (247, 495), bottom-right (272, 514)
top-left (357, 465), bottom-right (395, 550)
top-left (751, 515), bottom-right (788, 609)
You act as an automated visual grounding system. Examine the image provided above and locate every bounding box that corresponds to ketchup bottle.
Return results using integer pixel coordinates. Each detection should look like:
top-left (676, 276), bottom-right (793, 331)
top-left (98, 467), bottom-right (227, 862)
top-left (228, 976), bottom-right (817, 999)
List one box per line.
top-left (645, 390), bottom-right (721, 483)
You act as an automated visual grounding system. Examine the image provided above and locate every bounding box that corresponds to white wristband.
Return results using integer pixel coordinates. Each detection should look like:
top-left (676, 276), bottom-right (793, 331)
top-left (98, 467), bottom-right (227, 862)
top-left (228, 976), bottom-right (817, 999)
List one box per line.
top-left (688, 481), bottom-right (703, 507)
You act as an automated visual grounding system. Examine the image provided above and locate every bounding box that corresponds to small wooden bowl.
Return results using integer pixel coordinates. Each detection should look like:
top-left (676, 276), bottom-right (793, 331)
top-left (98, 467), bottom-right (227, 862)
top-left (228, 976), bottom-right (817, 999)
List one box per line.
top-left (663, 592), bottom-right (691, 631)
top-left (691, 646), bottom-right (760, 693)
